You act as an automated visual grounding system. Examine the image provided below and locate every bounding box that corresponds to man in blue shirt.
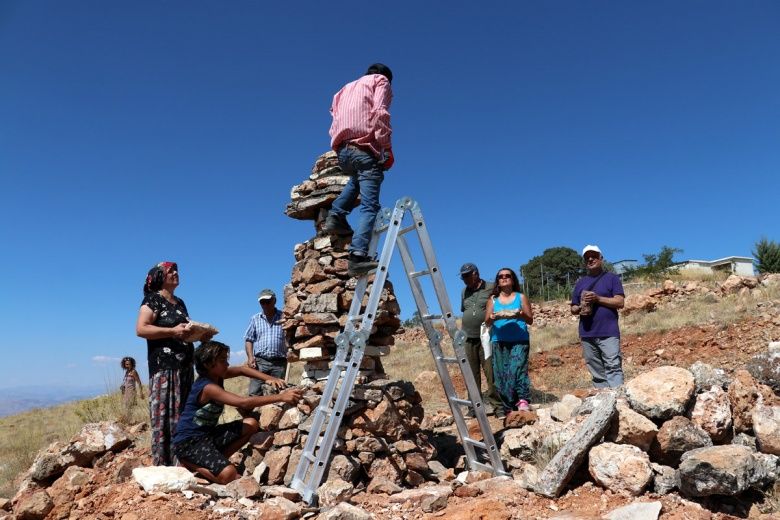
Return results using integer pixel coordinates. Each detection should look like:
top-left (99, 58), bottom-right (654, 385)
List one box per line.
top-left (244, 289), bottom-right (288, 396)
top-left (570, 245), bottom-right (626, 388)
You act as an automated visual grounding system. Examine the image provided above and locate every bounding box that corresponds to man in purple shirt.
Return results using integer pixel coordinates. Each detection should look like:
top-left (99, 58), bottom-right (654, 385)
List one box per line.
top-left (570, 245), bottom-right (626, 388)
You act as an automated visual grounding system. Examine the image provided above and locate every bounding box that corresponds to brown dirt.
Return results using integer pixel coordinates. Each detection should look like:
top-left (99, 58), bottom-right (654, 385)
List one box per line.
top-left (531, 314), bottom-right (780, 395)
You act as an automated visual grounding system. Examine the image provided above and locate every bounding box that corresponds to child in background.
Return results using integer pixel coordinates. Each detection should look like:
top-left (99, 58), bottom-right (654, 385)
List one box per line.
top-left (120, 357), bottom-right (144, 410)
top-left (172, 341), bottom-right (303, 484)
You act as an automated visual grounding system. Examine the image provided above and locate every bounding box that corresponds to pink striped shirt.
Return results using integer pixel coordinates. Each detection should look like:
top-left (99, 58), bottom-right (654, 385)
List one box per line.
top-left (329, 74), bottom-right (393, 162)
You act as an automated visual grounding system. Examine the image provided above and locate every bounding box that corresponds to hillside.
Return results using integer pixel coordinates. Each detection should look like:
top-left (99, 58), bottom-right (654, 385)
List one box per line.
top-left (1, 273), bottom-right (779, 519)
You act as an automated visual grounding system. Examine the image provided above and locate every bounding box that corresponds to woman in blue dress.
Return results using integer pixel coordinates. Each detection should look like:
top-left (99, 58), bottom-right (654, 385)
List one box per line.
top-left (485, 268), bottom-right (534, 413)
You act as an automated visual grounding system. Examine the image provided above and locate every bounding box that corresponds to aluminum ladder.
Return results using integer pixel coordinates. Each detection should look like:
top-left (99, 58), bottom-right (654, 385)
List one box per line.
top-left (290, 197), bottom-right (508, 505)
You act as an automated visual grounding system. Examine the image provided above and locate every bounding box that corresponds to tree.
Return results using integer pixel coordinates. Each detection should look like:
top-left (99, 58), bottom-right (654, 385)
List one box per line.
top-left (402, 310), bottom-right (422, 328)
top-left (520, 247), bottom-right (584, 300)
top-left (623, 245), bottom-right (683, 280)
top-left (753, 237), bottom-right (780, 274)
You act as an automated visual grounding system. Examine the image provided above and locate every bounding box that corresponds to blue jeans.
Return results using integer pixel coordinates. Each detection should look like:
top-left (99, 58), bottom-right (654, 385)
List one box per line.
top-left (329, 146), bottom-right (384, 257)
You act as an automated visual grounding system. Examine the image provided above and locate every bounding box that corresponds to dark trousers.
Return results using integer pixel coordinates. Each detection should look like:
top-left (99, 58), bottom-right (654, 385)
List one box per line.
top-left (247, 356), bottom-right (287, 396)
top-left (463, 336), bottom-right (501, 409)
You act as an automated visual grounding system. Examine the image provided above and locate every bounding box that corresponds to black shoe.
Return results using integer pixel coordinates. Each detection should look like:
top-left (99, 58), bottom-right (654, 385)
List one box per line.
top-left (322, 214), bottom-right (353, 236)
top-left (348, 254), bottom-right (378, 277)
top-left (494, 408), bottom-right (506, 419)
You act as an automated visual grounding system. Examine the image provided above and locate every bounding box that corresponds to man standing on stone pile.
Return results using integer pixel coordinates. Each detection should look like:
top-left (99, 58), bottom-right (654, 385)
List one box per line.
top-left (322, 63), bottom-right (394, 276)
top-left (244, 289), bottom-right (289, 396)
top-left (570, 245), bottom-right (626, 388)
top-left (460, 263), bottom-right (502, 417)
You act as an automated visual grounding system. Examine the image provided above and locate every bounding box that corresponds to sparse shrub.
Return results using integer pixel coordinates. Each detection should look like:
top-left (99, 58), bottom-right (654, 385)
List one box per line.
top-left (623, 246), bottom-right (683, 281)
top-left (754, 237), bottom-right (780, 274)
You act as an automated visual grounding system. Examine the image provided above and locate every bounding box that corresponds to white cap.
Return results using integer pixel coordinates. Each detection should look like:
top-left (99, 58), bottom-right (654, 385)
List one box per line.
top-left (582, 244), bottom-right (602, 257)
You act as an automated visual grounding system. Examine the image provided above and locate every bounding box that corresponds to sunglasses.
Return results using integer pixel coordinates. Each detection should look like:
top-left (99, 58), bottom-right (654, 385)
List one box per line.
top-left (497, 273), bottom-right (513, 280)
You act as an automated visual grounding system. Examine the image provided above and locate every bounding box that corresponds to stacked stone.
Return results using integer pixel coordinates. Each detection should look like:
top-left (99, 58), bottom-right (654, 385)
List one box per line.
top-left (499, 345), bottom-right (780, 499)
top-left (239, 379), bottom-right (445, 495)
top-left (283, 151), bottom-right (401, 385)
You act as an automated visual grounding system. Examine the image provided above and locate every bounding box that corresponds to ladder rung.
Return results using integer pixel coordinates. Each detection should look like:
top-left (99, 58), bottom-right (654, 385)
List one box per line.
top-left (450, 398), bottom-right (472, 407)
top-left (437, 356), bottom-right (459, 364)
top-left (302, 452), bottom-right (316, 463)
top-left (350, 314), bottom-right (364, 321)
top-left (398, 224), bottom-right (416, 235)
top-left (422, 313), bottom-right (442, 320)
top-left (409, 269), bottom-right (430, 278)
top-left (331, 361), bottom-right (348, 369)
top-left (463, 438), bottom-right (488, 450)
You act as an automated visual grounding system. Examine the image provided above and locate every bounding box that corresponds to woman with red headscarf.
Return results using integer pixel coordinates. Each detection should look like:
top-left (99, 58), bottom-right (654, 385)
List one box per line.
top-left (136, 261), bottom-right (196, 466)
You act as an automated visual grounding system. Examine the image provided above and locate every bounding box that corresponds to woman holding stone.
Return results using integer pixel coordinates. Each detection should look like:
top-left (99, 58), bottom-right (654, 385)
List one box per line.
top-left (136, 261), bottom-right (209, 465)
top-left (485, 267), bottom-right (534, 414)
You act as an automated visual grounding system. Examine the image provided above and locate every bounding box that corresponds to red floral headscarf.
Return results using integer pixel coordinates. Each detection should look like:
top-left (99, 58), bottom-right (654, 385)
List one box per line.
top-left (143, 261), bottom-right (178, 295)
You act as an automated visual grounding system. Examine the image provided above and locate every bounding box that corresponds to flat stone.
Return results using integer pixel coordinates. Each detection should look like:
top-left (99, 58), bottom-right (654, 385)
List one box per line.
top-left (603, 501), bottom-right (662, 520)
top-left (226, 476), bottom-right (262, 499)
top-left (132, 466), bottom-right (196, 493)
top-left (366, 476), bottom-right (403, 495)
top-left (262, 485), bottom-right (300, 501)
top-left (259, 405), bottom-right (285, 430)
top-left (319, 502), bottom-right (373, 520)
top-left (551, 395), bottom-right (583, 422)
top-left (533, 391), bottom-right (617, 498)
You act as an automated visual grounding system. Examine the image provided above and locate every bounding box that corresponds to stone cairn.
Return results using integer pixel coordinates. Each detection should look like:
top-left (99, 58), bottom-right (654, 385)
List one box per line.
top-left (224, 151), bottom-right (444, 496)
top-left (282, 150), bottom-right (402, 385)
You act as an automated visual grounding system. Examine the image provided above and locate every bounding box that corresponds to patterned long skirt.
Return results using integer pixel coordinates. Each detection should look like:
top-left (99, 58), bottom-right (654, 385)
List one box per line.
top-left (491, 341), bottom-right (531, 413)
top-left (149, 366), bottom-right (194, 466)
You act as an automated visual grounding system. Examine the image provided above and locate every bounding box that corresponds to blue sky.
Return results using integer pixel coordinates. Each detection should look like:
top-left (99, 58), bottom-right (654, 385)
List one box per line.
top-left (1, 1), bottom-right (778, 391)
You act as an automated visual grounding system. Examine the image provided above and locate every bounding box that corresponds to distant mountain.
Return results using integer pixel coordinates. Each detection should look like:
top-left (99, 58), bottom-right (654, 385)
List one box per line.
top-left (0, 385), bottom-right (107, 418)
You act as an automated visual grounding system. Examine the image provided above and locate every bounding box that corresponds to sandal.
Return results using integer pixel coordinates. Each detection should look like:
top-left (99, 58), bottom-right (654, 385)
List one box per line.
top-left (516, 399), bottom-right (530, 411)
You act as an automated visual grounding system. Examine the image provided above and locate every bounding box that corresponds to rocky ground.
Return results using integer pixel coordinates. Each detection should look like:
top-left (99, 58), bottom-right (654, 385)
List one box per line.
top-left (4, 275), bottom-right (780, 520)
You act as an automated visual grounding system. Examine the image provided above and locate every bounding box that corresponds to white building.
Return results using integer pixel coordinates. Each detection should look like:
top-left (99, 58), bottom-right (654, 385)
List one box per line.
top-left (675, 256), bottom-right (755, 276)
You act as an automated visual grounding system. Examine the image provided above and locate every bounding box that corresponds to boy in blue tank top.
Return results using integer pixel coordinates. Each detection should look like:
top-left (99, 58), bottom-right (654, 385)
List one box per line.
top-left (173, 341), bottom-right (303, 484)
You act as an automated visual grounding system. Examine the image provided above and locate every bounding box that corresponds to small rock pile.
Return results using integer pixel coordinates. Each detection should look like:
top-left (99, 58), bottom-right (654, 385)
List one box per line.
top-left (8, 421), bottom-right (144, 520)
top-left (499, 341), bottom-right (780, 502)
top-left (283, 150), bottom-right (401, 384)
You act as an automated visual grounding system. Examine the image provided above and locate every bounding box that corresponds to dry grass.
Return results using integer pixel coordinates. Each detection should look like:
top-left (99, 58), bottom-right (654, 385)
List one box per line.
top-left (623, 283), bottom-right (780, 337)
top-left (0, 386), bottom-right (148, 497)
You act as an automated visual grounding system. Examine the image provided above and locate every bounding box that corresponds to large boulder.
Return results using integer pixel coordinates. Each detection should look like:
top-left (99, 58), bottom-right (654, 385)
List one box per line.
top-left (650, 463), bottom-right (677, 495)
top-left (746, 349), bottom-right (780, 393)
top-left (588, 443), bottom-right (653, 495)
top-left (728, 370), bottom-right (775, 433)
top-left (622, 294), bottom-right (657, 315)
top-left (677, 445), bottom-right (762, 497)
top-left (651, 416), bottom-right (712, 467)
top-left (689, 361), bottom-right (731, 393)
top-left (13, 491), bottom-right (53, 520)
top-left (317, 478), bottom-right (354, 507)
top-left (66, 422), bottom-right (132, 466)
top-left (605, 399), bottom-right (658, 451)
top-left (753, 404), bottom-right (780, 455)
top-left (689, 386), bottom-right (733, 443)
top-left (625, 366), bottom-right (695, 421)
